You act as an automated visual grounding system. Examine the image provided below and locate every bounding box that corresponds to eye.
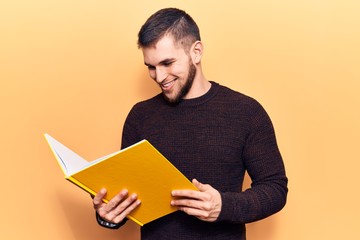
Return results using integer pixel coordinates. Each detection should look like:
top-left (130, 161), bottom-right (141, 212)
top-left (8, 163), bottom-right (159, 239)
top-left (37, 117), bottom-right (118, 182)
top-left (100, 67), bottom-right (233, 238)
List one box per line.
top-left (147, 65), bottom-right (155, 70)
top-left (163, 61), bottom-right (173, 67)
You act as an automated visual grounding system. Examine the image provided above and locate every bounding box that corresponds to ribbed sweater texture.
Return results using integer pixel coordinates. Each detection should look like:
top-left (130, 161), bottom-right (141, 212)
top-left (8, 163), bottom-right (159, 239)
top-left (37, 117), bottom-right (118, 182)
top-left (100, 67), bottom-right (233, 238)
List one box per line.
top-left (120, 82), bottom-right (288, 240)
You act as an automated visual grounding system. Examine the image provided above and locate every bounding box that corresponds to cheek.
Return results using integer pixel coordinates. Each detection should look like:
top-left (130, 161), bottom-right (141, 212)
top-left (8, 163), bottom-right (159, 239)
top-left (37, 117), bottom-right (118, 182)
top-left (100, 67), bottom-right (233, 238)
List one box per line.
top-left (171, 64), bottom-right (187, 78)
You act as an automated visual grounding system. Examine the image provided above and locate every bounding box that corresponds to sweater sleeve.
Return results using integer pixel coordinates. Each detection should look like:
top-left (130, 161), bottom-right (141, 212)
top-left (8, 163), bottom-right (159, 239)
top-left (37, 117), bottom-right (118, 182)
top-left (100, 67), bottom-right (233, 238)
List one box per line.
top-left (121, 104), bottom-right (143, 149)
top-left (217, 103), bottom-right (288, 223)
top-left (95, 211), bottom-right (128, 229)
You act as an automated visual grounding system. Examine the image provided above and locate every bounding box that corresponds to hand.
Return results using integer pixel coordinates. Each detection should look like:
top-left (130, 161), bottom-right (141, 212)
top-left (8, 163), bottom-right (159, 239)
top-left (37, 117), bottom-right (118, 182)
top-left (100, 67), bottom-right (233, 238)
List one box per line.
top-left (93, 188), bottom-right (141, 224)
top-left (170, 179), bottom-right (222, 222)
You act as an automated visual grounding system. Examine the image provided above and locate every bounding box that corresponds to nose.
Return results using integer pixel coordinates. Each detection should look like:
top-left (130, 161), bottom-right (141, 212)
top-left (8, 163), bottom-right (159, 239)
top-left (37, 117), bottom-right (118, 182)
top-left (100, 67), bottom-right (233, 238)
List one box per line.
top-left (155, 67), bottom-right (168, 83)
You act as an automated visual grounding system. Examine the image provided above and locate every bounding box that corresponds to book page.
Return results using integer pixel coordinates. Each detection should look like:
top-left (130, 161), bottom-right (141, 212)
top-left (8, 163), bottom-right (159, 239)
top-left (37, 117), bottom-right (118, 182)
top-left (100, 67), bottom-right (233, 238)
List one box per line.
top-left (45, 134), bottom-right (89, 176)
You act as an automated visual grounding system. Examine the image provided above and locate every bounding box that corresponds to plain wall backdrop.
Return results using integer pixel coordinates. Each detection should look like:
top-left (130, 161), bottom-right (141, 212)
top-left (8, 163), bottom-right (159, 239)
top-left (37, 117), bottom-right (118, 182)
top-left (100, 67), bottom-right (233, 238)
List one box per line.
top-left (1, 1), bottom-right (359, 239)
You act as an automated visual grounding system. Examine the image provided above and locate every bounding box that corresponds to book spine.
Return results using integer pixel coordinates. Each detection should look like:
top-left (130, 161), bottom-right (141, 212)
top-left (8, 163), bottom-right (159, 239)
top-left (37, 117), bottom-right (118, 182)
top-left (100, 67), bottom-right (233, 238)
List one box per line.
top-left (126, 215), bottom-right (144, 227)
top-left (67, 176), bottom-right (99, 200)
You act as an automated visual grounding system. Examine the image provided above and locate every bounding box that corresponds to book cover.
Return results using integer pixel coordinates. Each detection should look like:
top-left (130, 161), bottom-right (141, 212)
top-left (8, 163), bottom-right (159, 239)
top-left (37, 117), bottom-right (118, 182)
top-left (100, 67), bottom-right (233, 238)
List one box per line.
top-left (44, 133), bottom-right (197, 226)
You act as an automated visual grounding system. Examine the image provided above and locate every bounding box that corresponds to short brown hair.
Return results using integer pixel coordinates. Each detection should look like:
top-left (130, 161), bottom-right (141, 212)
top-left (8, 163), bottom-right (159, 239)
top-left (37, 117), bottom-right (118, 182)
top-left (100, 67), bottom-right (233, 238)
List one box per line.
top-left (137, 8), bottom-right (201, 50)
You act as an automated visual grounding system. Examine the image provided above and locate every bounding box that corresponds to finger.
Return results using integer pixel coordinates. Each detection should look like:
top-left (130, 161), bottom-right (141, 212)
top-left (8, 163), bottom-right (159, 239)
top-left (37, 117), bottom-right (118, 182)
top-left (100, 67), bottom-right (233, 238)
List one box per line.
top-left (113, 197), bottom-right (141, 223)
top-left (103, 189), bottom-right (129, 212)
top-left (172, 189), bottom-right (204, 200)
top-left (192, 179), bottom-right (211, 192)
top-left (175, 202), bottom-right (219, 222)
top-left (171, 196), bottom-right (214, 211)
top-left (171, 198), bottom-right (202, 209)
top-left (93, 188), bottom-right (107, 209)
top-left (178, 206), bottom-right (211, 220)
top-left (110, 193), bottom-right (137, 216)
top-left (172, 180), bottom-right (212, 199)
top-left (104, 193), bottom-right (140, 222)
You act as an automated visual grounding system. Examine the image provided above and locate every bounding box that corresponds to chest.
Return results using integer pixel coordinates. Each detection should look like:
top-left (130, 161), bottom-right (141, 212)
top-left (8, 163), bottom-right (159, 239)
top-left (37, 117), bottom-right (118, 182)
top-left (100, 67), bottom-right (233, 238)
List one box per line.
top-left (137, 107), bottom-right (249, 191)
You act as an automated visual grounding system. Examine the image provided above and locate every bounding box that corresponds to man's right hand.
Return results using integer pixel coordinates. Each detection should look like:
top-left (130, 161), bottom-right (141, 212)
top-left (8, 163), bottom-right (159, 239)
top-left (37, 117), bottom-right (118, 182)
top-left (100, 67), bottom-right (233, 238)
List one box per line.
top-left (93, 188), bottom-right (141, 224)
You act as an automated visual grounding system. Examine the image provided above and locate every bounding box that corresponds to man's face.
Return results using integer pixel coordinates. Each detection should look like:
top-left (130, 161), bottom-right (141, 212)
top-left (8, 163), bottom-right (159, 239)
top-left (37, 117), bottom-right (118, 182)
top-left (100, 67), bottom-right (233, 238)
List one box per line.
top-left (142, 36), bottom-right (196, 104)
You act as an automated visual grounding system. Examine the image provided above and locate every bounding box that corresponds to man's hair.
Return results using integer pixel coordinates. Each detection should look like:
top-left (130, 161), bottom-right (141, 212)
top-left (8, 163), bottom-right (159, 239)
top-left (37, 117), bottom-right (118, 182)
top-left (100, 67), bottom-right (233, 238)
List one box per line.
top-left (137, 8), bottom-right (201, 50)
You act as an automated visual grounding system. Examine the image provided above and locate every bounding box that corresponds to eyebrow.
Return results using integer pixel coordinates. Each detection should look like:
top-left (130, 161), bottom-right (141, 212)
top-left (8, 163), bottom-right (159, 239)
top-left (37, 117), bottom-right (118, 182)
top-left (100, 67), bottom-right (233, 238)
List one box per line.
top-left (144, 58), bottom-right (176, 67)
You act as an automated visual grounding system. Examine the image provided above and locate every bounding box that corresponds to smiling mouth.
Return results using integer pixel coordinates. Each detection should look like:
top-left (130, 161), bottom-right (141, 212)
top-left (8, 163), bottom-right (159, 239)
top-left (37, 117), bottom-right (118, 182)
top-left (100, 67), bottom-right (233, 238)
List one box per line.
top-left (161, 78), bottom-right (177, 90)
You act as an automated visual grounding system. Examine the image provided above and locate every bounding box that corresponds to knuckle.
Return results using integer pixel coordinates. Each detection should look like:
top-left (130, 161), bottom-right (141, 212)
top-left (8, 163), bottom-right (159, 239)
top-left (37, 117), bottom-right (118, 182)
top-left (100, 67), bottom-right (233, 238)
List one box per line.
top-left (187, 191), bottom-right (194, 197)
top-left (114, 194), bottom-right (125, 202)
top-left (102, 215), bottom-right (112, 222)
top-left (185, 200), bottom-right (192, 206)
top-left (202, 202), bottom-right (212, 211)
top-left (201, 211), bottom-right (211, 218)
top-left (181, 207), bottom-right (189, 214)
top-left (108, 200), bottom-right (119, 209)
top-left (204, 193), bottom-right (211, 201)
top-left (125, 197), bottom-right (134, 204)
top-left (93, 198), bottom-right (101, 205)
top-left (113, 216), bottom-right (123, 224)
top-left (105, 212), bottom-right (116, 222)
top-left (98, 208), bottom-right (108, 217)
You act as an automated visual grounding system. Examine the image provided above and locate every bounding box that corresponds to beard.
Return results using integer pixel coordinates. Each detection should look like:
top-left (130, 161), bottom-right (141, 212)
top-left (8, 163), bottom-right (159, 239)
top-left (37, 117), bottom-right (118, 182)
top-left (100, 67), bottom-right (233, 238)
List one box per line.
top-left (163, 62), bottom-right (197, 104)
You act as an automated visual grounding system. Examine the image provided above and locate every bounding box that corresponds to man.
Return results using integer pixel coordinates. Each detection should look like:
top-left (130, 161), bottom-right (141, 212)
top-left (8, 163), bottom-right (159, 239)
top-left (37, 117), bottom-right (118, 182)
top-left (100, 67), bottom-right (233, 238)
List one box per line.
top-left (93, 8), bottom-right (288, 239)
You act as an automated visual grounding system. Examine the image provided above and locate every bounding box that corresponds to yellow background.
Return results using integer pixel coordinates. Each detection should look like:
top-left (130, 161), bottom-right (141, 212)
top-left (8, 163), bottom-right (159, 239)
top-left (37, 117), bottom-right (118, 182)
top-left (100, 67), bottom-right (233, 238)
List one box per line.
top-left (1, 1), bottom-right (359, 239)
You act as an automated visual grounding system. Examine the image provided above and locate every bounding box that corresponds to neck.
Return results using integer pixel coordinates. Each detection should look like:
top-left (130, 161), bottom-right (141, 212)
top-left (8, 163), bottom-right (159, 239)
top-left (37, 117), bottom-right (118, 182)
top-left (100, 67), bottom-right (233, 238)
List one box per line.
top-left (184, 70), bottom-right (211, 99)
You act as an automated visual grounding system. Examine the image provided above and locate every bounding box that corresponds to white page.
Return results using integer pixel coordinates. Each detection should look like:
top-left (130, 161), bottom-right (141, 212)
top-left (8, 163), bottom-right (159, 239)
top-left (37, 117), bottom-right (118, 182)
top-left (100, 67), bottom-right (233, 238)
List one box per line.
top-left (45, 134), bottom-right (89, 176)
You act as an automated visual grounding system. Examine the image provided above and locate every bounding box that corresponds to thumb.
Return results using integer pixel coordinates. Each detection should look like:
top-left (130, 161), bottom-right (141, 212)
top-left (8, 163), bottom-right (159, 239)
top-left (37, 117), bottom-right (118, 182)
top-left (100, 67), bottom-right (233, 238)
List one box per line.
top-left (93, 188), bottom-right (107, 207)
top-left (192, 179), bottom-right (209, 192)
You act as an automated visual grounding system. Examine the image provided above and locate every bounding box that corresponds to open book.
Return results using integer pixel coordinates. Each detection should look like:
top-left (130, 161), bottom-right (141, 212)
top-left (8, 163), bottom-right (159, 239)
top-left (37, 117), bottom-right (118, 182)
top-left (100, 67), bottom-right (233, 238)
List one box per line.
top-left (44, 133), bottom-right (197, 226)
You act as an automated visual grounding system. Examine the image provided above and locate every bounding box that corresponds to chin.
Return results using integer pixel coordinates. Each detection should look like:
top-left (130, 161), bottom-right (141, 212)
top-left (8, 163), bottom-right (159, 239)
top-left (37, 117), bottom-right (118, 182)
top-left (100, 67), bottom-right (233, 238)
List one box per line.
top-left (163, 93), bottom-right (181, 104)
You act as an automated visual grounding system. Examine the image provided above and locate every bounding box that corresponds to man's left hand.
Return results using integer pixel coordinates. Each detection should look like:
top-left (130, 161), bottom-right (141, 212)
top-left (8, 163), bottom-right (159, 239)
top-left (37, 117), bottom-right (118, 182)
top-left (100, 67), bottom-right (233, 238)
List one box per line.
top-left (171, 179), bottom-right (222, 222)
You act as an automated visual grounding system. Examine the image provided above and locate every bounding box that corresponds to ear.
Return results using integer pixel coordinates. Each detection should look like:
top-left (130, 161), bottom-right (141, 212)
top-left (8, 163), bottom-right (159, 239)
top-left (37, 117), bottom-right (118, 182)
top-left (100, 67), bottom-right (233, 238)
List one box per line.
top-left (190, 41), bottom-right (203, 64)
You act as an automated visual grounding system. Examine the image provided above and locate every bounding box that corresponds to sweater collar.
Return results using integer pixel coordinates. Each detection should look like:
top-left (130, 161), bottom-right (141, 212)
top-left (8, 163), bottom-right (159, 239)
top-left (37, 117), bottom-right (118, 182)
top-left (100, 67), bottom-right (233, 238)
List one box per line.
top-left (168, 81), bottom-right (219, 107)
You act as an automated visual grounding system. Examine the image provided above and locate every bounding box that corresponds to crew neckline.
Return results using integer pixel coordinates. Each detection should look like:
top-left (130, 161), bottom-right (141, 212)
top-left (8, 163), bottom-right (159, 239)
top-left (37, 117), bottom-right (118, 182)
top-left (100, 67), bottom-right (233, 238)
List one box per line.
top-left (175, 81), bottom-right (219, 107)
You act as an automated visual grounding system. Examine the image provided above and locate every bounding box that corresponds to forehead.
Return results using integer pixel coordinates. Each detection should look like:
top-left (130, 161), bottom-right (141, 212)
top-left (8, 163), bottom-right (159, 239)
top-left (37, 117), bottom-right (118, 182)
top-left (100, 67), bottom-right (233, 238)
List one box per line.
top-left (142, 35), bottom-right (187, 64)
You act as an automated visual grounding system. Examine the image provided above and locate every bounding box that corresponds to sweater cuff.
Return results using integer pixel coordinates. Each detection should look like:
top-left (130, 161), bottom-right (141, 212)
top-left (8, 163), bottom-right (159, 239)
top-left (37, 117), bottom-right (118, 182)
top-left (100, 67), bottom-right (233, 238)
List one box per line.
top-left (95, 211), bottom-right (128, 229)
top-left (216, 192), bottom-right (235, 222)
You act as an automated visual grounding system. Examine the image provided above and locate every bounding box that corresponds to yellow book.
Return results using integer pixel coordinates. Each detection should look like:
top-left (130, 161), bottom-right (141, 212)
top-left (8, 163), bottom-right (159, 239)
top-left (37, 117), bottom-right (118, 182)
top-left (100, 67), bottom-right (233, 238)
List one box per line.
top-left (44, 133), bottom-right (197, 226)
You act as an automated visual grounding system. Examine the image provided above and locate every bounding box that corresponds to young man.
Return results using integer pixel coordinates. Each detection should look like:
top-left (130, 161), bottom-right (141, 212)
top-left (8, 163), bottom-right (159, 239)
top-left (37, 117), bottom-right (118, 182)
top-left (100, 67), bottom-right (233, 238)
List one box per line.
top-left (93, 8), bottom-right (288, 240)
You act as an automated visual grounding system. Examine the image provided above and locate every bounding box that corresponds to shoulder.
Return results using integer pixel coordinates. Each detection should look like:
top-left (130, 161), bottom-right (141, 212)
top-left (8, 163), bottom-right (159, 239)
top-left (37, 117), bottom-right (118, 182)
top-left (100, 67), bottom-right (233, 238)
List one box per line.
top-left (214, 83), bottom-right (276, 133)
top-left (213, 82), bottom-right (264, 113)
top-left (132, 93), bottom-right (163, 110)
top-left (126, 93), bottom-right (166, 121)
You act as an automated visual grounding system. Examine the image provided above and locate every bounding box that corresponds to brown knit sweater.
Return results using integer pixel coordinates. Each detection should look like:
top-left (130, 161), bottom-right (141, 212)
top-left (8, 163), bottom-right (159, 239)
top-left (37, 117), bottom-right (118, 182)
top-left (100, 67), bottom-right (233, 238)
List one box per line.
top-left (118, 81), bottom-right (288, 239)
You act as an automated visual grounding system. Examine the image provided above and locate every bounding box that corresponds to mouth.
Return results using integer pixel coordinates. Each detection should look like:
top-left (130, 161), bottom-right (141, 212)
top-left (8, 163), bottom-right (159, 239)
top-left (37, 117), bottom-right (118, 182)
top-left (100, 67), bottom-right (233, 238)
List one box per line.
top-left (161, 78), bottom-right (177, 91)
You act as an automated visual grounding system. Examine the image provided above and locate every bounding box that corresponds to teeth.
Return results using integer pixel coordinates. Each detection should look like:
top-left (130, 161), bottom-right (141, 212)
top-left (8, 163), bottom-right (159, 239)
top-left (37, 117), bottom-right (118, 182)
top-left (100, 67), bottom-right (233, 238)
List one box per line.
top-left (162, 79), bottom-right (175, 88)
